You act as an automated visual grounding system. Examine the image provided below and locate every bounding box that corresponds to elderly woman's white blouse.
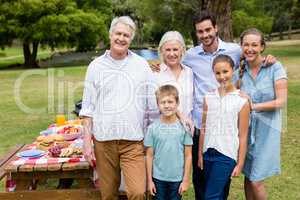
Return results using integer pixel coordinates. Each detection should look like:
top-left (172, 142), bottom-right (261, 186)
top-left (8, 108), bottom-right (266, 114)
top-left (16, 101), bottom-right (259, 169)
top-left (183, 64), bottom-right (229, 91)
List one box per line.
top-left (147, 63), bottom-right (194, 121)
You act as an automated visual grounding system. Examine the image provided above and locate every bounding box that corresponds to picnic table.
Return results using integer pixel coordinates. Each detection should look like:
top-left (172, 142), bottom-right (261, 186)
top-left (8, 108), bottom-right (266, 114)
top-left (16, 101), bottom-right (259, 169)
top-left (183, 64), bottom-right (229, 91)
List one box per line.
top-left (0, 145), bottom-right (151, 200)
top-left (0, 144), bottom-right (148, 200)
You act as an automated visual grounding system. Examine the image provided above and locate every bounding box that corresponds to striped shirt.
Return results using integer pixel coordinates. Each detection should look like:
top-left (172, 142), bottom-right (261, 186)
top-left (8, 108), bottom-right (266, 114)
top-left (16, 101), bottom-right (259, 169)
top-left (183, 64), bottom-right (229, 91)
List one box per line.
top-left (79, 50), bottom-right (154, 141)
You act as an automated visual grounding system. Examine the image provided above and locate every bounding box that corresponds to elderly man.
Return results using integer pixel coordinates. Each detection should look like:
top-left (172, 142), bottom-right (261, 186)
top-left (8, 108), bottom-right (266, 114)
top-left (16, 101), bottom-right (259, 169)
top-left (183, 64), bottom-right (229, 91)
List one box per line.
top-left (80, 16), bottom-right (152, 200)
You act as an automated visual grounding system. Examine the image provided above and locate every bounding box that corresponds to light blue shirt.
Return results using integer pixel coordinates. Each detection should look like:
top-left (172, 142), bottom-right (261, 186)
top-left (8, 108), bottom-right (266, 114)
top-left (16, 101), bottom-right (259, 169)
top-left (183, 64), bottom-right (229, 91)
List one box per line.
top-left (233, 61), bottom-right (287, 181)
top-left (182, 39), bottom-right (241, 129)
top-left (233, 61), bottom-right (287, 146)
top-left (144, 119), bottom-right (193, 182)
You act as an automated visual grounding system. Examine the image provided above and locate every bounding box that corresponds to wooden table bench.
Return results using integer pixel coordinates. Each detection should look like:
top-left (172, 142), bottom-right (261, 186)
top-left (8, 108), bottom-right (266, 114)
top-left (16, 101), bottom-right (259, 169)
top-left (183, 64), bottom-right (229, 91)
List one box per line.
top-left (0, 144), bottom-right (151, 200)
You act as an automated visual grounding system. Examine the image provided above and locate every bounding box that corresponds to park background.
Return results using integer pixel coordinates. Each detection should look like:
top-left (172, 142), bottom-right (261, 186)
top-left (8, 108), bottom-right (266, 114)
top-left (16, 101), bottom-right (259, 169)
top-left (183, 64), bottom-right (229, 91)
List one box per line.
top-left (0, 0), bottom-right (299, 199)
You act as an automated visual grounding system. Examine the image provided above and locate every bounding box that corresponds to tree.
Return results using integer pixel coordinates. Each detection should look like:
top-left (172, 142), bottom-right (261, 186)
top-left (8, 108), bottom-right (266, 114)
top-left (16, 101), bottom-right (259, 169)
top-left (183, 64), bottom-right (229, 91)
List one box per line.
top-left (201, 0), bottom-right (233, 41)
top-left (0, 0), bottom-right (110, 68)
top-left (138, 0), bottom-right (233, 46)
top-left (260, 0), bottom-right (295, 39)
top-left (232, 0), bottom-right (273, 38)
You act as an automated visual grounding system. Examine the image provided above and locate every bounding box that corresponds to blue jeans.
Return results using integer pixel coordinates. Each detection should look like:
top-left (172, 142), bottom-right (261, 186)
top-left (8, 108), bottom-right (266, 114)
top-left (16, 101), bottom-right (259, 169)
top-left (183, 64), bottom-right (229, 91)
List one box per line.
top-left (203, 148), bottom-right (236, 200)
top-left (193, 129), bottom-right (231, 200)
top-left (153, 178), bottom-right (182, 200)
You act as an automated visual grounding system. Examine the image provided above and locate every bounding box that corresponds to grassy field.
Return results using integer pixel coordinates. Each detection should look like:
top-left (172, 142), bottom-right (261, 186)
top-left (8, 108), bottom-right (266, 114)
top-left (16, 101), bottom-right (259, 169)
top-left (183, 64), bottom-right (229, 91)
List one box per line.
top-left (0, 47), bottom-right (52, 68)
top-left (0, 41), bottom-right (299, 199)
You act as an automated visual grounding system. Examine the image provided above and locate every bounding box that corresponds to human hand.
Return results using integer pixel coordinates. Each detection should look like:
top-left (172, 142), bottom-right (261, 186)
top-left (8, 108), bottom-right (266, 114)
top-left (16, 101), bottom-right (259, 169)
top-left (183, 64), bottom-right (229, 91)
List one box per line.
top-left (263, 55), bottom-right (276, 66)
top-left (148, 180), bottom-right (156, 196)
top-left (231, 165), bottom-right (242, 178)
top-left (198, 154), bottom-right (203, 170)
top-left (178, 180), bottom-right (189, 195)
top-left (83, 134), bottom-right (95, 167)
top-left (149, 61), bottom-right (161, 72)
top-left (181, 117), bottom-right (194, 136)
top-left (238, 91), bottom-right (253, 110)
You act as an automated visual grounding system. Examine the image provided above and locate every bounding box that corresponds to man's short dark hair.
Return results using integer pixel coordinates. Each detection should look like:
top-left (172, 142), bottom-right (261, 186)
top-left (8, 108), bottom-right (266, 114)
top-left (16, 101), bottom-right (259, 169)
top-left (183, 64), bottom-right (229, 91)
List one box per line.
top-left (193, 10), bottom-right (217, 27)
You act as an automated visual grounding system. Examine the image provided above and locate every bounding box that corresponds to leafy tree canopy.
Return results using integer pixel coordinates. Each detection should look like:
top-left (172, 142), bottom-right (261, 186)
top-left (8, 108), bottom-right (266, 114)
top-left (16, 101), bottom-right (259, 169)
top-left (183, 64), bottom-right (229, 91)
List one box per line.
top-left (0, 0), bottom-right (112, 67)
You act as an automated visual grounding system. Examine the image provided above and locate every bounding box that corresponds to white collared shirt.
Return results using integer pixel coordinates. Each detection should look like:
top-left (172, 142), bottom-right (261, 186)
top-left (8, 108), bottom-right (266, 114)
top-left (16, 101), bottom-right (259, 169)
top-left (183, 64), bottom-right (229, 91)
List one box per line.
top-left (148, 63), bottom-right (193, 119)
top-left (79, 50), bottom-right (153, 141)
top-left (203, 89), bottom-right (247, 161)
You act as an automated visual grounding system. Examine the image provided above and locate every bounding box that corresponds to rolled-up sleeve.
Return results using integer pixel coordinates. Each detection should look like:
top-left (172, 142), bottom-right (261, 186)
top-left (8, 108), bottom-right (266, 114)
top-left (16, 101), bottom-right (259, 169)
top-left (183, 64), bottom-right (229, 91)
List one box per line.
top-left (273, 62), bottom-right (287, 82)
top-left (144, 67), bottom-right (159, 131)
top-left (79, 63), bottom-right (96, 118)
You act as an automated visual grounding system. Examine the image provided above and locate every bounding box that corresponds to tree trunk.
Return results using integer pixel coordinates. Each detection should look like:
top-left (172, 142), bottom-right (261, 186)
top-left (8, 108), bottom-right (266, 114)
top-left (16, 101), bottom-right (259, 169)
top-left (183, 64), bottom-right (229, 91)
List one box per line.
top-left (23, 41), bottom-right (39, 68)
top-left (279, 30), bottom-right (284, 40)
top-left (201, 0), bottom-right (233, 42)
top-left (288, 23), bottom-right (292, 39)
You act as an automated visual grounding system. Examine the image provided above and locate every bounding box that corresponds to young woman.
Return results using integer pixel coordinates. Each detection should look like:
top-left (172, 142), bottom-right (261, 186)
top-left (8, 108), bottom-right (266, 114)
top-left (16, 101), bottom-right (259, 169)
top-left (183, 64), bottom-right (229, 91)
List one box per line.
top-left (235, 28), bottom-right (288, 200)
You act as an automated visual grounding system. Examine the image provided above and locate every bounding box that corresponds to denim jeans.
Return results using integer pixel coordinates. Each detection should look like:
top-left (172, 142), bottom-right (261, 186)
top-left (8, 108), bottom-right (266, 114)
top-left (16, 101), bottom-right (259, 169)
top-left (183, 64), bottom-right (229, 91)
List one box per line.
top-left (192, 130), bottom-right (205, 200)
top-left (192, 129), bottom-right (231, 200)
top-left (153, 178), bottom-right (182, 200)
top-left (203, 148), bottom-right (236, 200)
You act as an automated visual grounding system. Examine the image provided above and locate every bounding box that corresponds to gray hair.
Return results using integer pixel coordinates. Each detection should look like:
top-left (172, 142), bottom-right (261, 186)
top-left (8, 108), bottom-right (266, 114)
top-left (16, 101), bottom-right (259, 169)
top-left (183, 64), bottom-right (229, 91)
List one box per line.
top-left (109, 16), bottom-right (136, 40)
top-left (158, 31), bottom-right (186, 62)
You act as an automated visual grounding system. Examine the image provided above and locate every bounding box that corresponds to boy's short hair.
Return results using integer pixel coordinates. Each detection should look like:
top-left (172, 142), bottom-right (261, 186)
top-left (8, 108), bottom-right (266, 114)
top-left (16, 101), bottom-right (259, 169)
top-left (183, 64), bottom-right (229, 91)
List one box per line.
top-left (155, 85), bottom-right (179, 103)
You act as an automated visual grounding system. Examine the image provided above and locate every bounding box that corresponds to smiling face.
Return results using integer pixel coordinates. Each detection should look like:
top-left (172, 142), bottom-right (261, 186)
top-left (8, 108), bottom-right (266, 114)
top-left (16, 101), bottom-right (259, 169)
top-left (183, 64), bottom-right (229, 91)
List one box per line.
top-left (241, 34), bottom-right (265, 63)
top-left (213, 61), bottom-right (234, 88)
top-left (161, 40), bottom-right (183, 68)
top-left (109, 23), bottom-right (132, 59)
top-left (195, 19), bottom-right (218, 48)
top-left (157, 94), bottom-right (178, 117)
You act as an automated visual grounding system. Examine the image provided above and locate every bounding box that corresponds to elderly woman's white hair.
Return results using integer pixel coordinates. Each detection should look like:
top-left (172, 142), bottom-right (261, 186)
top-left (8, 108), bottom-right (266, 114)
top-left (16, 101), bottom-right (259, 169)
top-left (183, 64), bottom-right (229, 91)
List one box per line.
top-left (158, 31), bottom-right (186, 62)
top-left (109, 16), bottom-right (136, 40)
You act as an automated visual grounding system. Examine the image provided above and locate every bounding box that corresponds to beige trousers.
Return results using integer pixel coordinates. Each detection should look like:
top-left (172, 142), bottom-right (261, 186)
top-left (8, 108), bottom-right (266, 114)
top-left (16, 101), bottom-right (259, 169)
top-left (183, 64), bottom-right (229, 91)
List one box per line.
top-left (94, 140), bottom-right (146, 200)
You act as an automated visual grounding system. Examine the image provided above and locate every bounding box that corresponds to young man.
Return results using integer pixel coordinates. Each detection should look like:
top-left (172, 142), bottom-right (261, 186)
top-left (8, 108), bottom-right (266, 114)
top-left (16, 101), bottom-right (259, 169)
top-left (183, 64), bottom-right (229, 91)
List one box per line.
top-left (182, 11), bottom-right (241, 200)
top-left (183, 11), bottom-right (275, 200)
top-left (80, 16), bottom-right (153, 200)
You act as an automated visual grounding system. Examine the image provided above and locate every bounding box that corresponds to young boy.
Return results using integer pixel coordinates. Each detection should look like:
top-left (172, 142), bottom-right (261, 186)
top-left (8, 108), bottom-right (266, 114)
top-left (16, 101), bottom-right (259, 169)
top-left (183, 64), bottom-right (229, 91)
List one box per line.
top-left (144, 85), bottom-right (193, 200)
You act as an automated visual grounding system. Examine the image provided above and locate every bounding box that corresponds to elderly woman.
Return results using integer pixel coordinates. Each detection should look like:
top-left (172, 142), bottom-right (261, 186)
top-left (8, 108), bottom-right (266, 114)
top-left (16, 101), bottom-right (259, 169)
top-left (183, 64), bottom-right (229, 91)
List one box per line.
top-left (148, 31), bottom-right (194, 121)
top-left (145, 31), bottom-right (194, 199)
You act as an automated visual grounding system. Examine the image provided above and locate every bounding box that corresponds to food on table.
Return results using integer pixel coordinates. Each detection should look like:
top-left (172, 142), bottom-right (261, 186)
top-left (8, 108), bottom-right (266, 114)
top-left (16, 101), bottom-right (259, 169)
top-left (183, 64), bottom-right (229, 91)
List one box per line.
top-left (56, 125), bottom-right (83, 141)
top-left (72, 147), bottom-right (83, 156)
top-left (59, 147), bottom-right (74, 157)
top-left (56, 125), bottom-right (82, 135)
top-left (53, 134), bottom-right (70, 148)
top-left (37, 136), bottom-right (54, 151)
top-left (59, 147), bottom-right (83, 158)
top-left (36, 135), bottom-right (46, 143)
top-left (48, 145), bottom-right (63, 157)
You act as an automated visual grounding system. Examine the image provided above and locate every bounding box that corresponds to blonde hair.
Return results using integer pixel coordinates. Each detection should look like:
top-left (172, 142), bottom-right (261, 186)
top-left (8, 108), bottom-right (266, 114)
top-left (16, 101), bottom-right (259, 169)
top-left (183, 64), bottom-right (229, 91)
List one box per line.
top-left (109, 16), bottom-right (136, 40)
top-left (155, 85), bottom-right (179, 104)
top-left (158, 31), bottom-right (186, 62)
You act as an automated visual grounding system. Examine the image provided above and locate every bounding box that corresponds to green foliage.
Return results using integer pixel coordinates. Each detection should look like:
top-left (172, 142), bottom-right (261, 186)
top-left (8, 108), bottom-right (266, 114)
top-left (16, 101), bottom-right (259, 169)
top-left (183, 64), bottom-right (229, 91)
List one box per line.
top-left (0, 0), bottom-right (112, 66)
top-left (262, 0), bottom-right (295, 32)
top-left (67, 11), bottom-right (108, 51)
top-left (232, 0), bottom-right (273, 37)
top-left (232, 10), bottom-right (273, 37)
top-left (139, 0), bottom-right (197, 44)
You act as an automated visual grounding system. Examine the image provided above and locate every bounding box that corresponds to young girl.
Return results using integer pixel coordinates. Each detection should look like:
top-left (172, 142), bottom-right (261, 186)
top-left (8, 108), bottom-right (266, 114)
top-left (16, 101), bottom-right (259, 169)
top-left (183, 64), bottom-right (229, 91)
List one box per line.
top-left (198, 54), bottom-right (250, 199)
top-left (144, 85), bottom-right (193, 200)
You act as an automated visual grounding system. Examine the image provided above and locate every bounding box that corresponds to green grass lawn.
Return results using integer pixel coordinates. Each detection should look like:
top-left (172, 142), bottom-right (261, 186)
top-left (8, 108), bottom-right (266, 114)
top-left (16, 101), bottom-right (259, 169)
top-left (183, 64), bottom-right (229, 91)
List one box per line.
top-left (0, 47), bottom-right (52, 68)
top-left (0, 42), bottom-right (299, 199)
